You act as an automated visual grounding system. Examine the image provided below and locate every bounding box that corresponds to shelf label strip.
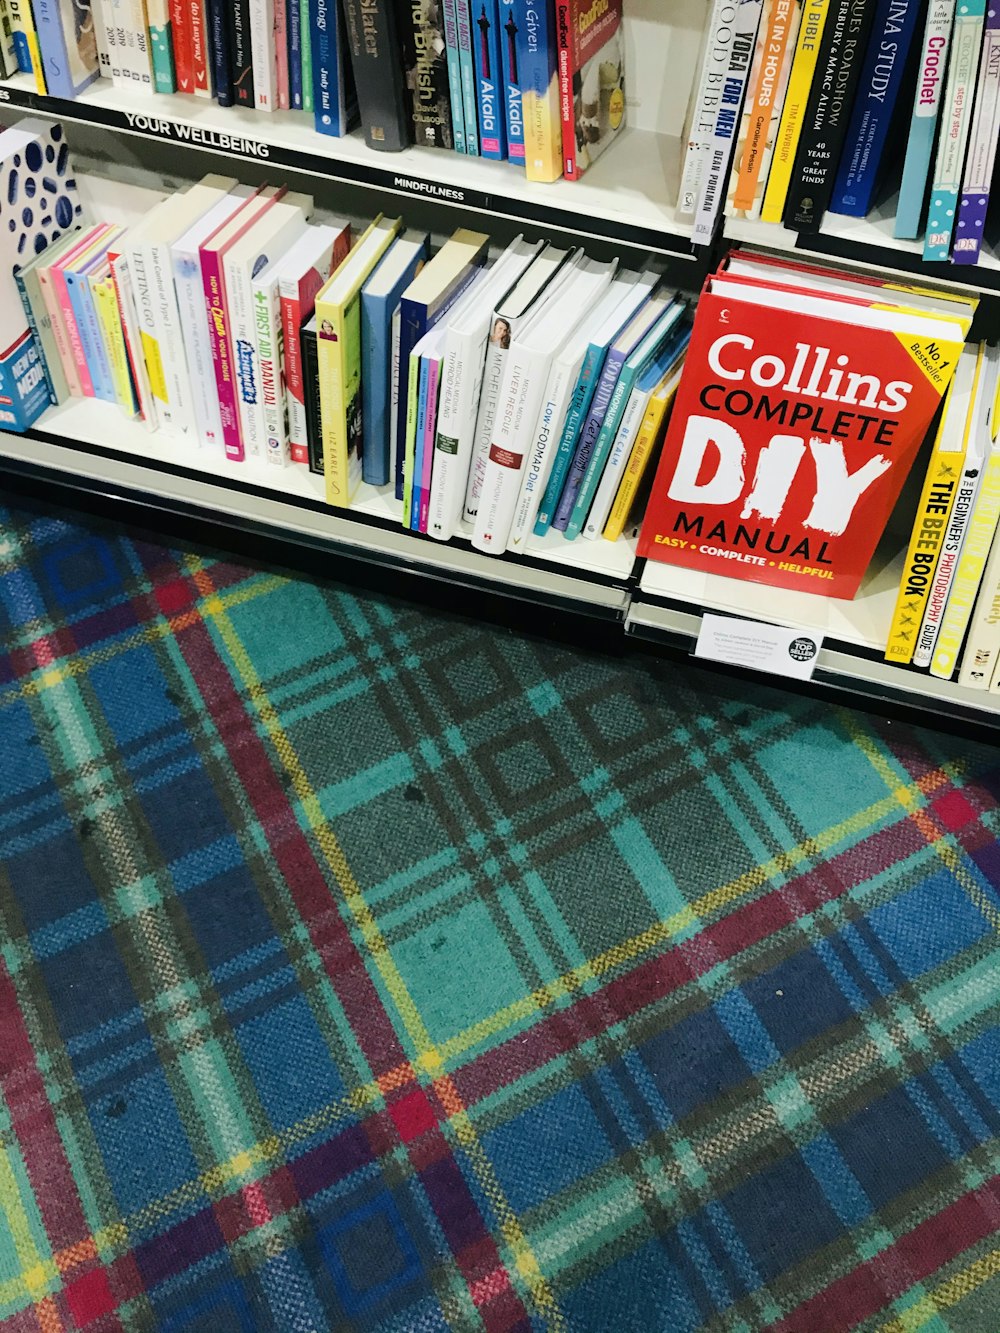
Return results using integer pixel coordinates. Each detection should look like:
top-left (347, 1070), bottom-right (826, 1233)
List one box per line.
top-left (694, 612), bottom-right (824, 681)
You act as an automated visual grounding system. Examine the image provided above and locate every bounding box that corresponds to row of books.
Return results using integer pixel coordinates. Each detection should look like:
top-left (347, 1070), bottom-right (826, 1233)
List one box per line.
top-left (886, 339), bottom-right (1000, 691)
top-left (6, 0), bottom-right (626, 181)
top-left (2, 117), bottom-right (689, 557)
top-left (682, 0), bottom-right (1000, 265)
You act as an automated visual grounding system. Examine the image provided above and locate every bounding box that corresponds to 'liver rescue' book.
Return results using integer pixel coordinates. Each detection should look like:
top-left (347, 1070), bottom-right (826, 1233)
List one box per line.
top-left (637, 252), bottom-right (974, 599)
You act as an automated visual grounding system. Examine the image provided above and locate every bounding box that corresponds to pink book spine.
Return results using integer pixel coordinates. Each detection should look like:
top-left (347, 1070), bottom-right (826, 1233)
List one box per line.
top-left (51, 264), bottom-right (94, 398)
top-left (418, 358), bottom-right (441, 532)
top-left (37, 267), bottom-right (82, 398)
top-left (200, 247), bottom-right (244, 461)
top-left (280, 286), bottom-right (308, 463)
top-left (274, 0), bottom-right (290, 109)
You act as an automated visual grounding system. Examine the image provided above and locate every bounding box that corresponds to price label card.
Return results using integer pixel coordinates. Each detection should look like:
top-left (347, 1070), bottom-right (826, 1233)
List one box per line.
top-left (694, 614), bottom-right (823, 681)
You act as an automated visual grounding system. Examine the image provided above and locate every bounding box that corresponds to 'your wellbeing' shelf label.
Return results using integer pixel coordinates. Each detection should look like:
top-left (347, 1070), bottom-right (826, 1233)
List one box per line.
top-left (695, 613), bottom-right (823, 681)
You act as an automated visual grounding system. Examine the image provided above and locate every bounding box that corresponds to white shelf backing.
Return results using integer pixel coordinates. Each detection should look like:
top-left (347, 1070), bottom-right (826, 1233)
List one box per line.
top-left (725, 194), bottom-right (1000, 294)
top-left (1, 397), bottom-right (636, 611)
top-left (0, 0), bottom-right (707, 259)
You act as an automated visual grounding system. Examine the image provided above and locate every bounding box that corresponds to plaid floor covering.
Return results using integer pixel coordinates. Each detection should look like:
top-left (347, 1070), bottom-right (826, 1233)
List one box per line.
top-left (2, 498), bottom-right (1000, 1333)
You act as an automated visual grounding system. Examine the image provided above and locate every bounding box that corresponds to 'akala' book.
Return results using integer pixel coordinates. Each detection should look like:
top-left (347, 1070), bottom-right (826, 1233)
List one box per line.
top-left (638, 255), bottom-right (973, 600)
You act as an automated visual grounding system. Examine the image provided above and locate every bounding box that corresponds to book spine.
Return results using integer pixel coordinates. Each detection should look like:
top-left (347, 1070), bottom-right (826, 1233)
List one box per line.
top-left (170, 0), bottom-right (193, 91)
top-left (952, 5), bottom-right (1000, 263)
top-left (760, 0), bottom-right (830, 222)
top-left (390, 307), bottom-right (401, 479)
top-left (923, 0), bottom-right (987, 259)
top-left (395, 304), bottom-right (426, 499)
top-left (556, 0), bottom-right (575, 177)
top-left (499, 0), bottom-right (524, 162)
top-left (313, 0), bottom-right (346, 135)
top-left (894, 0), bottom-right (955, 239)
top-left (442, 0), bottom-right (468, 153)
top-left (552, 346), bottom-right (624, 530)
top-left (456, 0), bottom-right (481, 154)
top-left (507, 360), bottom-right (573, 549)
top-left (173, 243), bottom-right (223, 447)
top-left (8, 0), bottom-right (32, 72)
top-left (731, 0), bottom-right (801, 213)
top-left (315, 294), bottom-right (357, 505)
top-left (148, 0), bottom-right (175, 90)
top-left (603, 383), bottom-right (675, 543)
top-left (361, 293), bottom-right (388, 485)
top-left (428, 327), bottom-right (488, 540)
top-left (913, 460), bottom-right (982, 667)
top-left (227, 252), bottom-right (267, 458)
top-left (190, 0), bottom-right (210, 94)
top-left (299, 0), bottom-right (312, 110)
top-left (91, 0), bottom-right (113, 79)
top-left (785, 0), bottom-right (874, 229)
top-left (122, 0), bottom-right (155, 88)
top-left (534, 343), bottom-right (604, 534)
top-left (830, 0), bottom-right (925, 217)
top-left (418, 355), bottom-right (442, 530)
top-left (66, 270), bottom-right (113, 402)
top-left (341, 0), bottom-right (411, 151)
top-left (37, 264), bottom-right (80, 397)
top-left (14, 270), bottom-right (55, 406)
top-left (21, 0), bottom-right (46, 91)
top-left (150, 238), bottom-right (199, 436)
top-left (565, 355), bottom-right (639, 538)
top-left (464, 341), bottom-right (507, 519)
top-left (33, 0), bottom-right (99, 96)
top-left (228, 0), bottom-right (253, 105)
top-left (54, 266), bottom-right (94, 398)
top-left (476, 0), bottom-right (508, 160)
top-left (400, 0), bottom-right (454, 148)
top-left (201, 248), bottom-right (245, 461)
top-left (693, 0), bottom-right (764, 245)
top-left (958, 523), bottom-right (1000, 687)
top-left (583, 381), bottom-right (649, 539)
top-left (302, 322), bottom-right (323, 474)
top-left (288, 0), bottom-right (302, 107)
top-left (94, 277), bottom-right (135, 412)
top-left (281, 285), bottom-right (308, 462)
top-left (931, 454), bottom-right (1000, 678)
top-left (401, 348), bottom-right (421, 522)
top-left (679, 0), bottom-right (740, 214)
top-left (410, 354), bottom-right (432, 528)
top-left (208, 0), bottom-right (232, 102)
top-left (250, 0), bottom-right (275, 108)
top-left (274, 0), bottom-right (289, 106)
top-left (109, 249), bottom-right (158, 427)
top-left (516, 0), bottom-right (562, 181)
top-left (255, 277), bottom-right (288, 465)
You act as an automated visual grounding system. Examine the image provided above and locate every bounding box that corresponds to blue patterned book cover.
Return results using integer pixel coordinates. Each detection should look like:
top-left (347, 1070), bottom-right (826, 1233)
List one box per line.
top-left (0, 119), bottom-right (84, 432)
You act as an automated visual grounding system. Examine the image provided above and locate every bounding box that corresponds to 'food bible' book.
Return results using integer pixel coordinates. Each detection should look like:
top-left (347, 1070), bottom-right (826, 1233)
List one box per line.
top-left (637, 254), bottom-right (972, 599)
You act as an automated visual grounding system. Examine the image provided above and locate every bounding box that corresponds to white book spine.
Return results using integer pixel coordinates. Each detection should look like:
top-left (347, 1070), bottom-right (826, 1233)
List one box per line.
top-left (693, 0), bottom-right (764, 243)
top-left (472, 341), bottom-right (555, 554)
top-left (913, 462), bottom-right (983, 666)
top-left (129, 241), bottom-right (179, 433)
top-left (110, 252), bottom-right (158, 431)
top-left (428, 325), bottom-right (491, 541)
top-left (507, 357), bottom-right (578, 551)
top-left (582, 382), bottom-right (650, 540)
top-left (112, 0), bottom-right (154, 88)
top-left (924, 1), bottom-right (986, 258)
top-left (254, 273), bottom-right (288, 466)
top-left (953, 11), bottom-right (1000, 262)
top-left (173, 242), bottom-right (225, 450)
top-left (226, 251), bottom-right (266, 458)
top-left (464, 338), bottom-right (509, 521)
top-left (250, 0), bottom-right (276, 110)
top-left (962, 526), bottom-right (1000, 687)
top-left (92, 0), bottom-right (113, 77)
top-left (677, 0), bottom-right (741, 217)
top-left (148, 239), bottom-right (197, 438)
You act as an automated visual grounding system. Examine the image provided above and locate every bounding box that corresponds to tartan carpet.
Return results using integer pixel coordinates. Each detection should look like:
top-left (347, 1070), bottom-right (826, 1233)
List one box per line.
top-left (2, 499), bottom-right (1000, 1333)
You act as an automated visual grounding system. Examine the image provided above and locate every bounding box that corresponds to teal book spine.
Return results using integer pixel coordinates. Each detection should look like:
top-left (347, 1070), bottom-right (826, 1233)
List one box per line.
top-left (443, 0), bottom-right (468, 152)
top-left (65, 268), bottom-right (114, 403)
top-left (533, 342), bottom-right (607, 535)
top-left (149, 18), bottom-right (176, 93)
top-left (301, 0), bottom-right (313, 111)
top-left (895, 0), bottom-right (955, 239)
top-left (411, 354), bottom-right (432, 529)
top-left (455, 0), bottom-right (480, 154)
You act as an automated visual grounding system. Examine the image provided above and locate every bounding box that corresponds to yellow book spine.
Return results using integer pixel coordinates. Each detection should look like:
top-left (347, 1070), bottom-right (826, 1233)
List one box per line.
top-left (760, 0), bottom-right (830, 223)
top-left (23, 0), bottom-right (45, 94)
top-left (95, 277), bottom-right (134, 412)
top-left (316, 296), bottom-right (350, 507)
top-left (931, 452), bottom-right (1000, 679)
top-left (602, 378), bottom-right (678, 543)
top-left (732, 0), bottom-right (796, 211)
top-left (884, 403), bottom-right (965, 664)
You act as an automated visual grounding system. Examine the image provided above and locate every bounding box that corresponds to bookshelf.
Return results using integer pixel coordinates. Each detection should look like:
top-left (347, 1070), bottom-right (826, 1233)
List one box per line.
top-left (0, 2), bottom-right (999, 733)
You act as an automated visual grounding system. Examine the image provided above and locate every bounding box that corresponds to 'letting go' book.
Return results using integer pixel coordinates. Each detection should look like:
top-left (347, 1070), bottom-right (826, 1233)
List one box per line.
top-left (637, 252), bottom-right (975, 599)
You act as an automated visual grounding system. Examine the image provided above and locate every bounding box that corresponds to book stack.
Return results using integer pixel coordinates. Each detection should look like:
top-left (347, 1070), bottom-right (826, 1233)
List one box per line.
top-left (8, 0), bottom-right (627, 179)
top-left (8, 115), bottom-right (688, 558)
top-left (637, 249), bottom-right (976, 599)
top-left (682, 0), bottom-right (1000, 264)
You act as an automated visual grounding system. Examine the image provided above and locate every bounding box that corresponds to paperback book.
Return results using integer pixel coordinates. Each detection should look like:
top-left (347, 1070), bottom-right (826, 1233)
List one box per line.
top-left (556, 0), bottom-right (626, 180)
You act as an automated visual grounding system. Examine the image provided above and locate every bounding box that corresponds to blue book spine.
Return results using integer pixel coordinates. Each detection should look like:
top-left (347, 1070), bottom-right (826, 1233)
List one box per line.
top-left (455, 0), bottom-right (481, 154)
top-left (10, 0), bottom-right (32, 74)
top-left (552, 346), bottom-right (626, 531)
top-left (209, 0), bottom-right (234, 105)
top-left (411, 355), bottom-right (432, 528)
top-left (14, 268), bottom-right (56, 407)
top-left (498, 0), bottom-right (524, 164)
top-left (64, 269), bottom-right (112, 403)
top-left (313, 0), bottom-right (348, 136)
top-left (289, 0), bottom-right (303, 109)
top-left (894, 0), bottom-right (956, 238)
top-left (0, 329), bottom-right (49, 432)
top-left (442, 0), bottom-right (468, 153)
top-left (534, 343), bottom-right (608, 535)
top-left (362, 241), bottom-right (428, 487)
top-left (830, 0), bottom-right (925, 217)
top-left (473, 0), bottom-right (507, 159)
top-left (32, 0), bottom-right (100, 97)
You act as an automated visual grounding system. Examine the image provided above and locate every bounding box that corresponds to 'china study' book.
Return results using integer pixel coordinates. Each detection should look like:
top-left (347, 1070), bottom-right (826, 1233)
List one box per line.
top-left (637, 254), bottom-right (973, 599)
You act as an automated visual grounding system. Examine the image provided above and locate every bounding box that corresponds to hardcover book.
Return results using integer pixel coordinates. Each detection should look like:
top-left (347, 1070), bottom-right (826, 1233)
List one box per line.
top-left (341, 0), bottom-right (411, 150)
top-left (398, 0), bottom-right (455, 148)
top-left (637, 258), bottom-right (971, 599)
top-left (556, 0), bottom-right (625, 179)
